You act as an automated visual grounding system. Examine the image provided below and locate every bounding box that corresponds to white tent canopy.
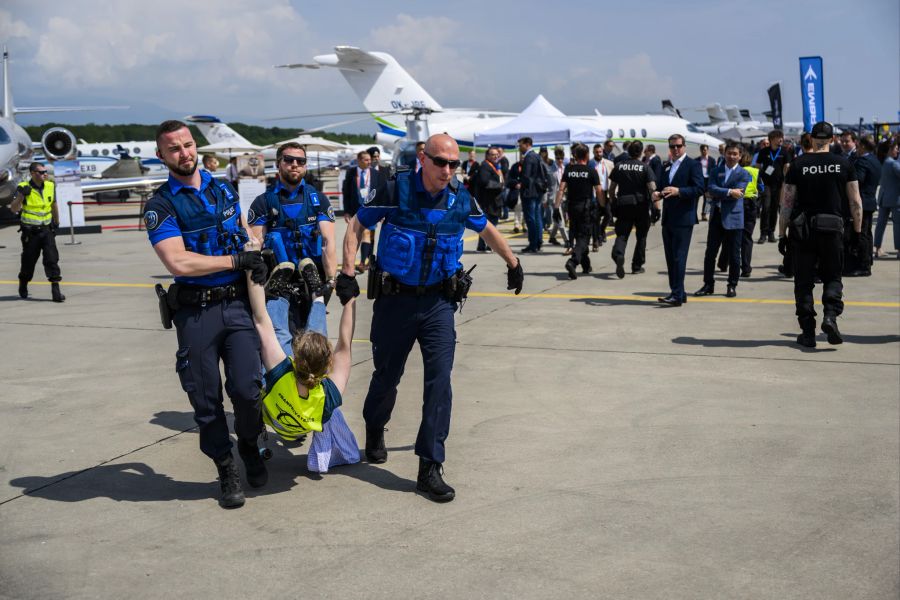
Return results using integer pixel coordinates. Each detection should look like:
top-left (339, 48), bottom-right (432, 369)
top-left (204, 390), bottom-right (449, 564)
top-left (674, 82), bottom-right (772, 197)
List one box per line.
top-left (473, 95), bottom-right (607, 147)
top-left (266, 135), bottom-right (346, 153)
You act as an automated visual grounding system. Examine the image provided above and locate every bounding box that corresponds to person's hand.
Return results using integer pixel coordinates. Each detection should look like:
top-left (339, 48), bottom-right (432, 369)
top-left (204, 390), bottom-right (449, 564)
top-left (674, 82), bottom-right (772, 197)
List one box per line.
top-left (778, 237), bottom-right (788, 256)
top-left (232, 251), bottom-right (268, 285)
top-left (335, 272), bottom-right (359, 305)
top-left (506, 258), bottom-right (524, 295)
top-left (650, 206), bottom-right (661, 224)
top-left (243, 237), bottom-right (261, 252)
top-left (662, 186), bottom-right (680, 198)
top-left (729, 188), bottom-right (744, 199)
top-left (20, 184), bottom-right (32, 197)
top-left (552, 207), bottom-right (562, 222)
top-left (651, 191), bottom-right (661, 202)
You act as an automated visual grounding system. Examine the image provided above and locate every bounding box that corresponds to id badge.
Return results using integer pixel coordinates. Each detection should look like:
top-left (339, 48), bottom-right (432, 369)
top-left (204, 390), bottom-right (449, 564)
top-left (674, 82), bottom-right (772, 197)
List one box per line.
top-left (765, 165), bottom-right (775, 176)
top-left (359, 186), bottom-right (369, 199)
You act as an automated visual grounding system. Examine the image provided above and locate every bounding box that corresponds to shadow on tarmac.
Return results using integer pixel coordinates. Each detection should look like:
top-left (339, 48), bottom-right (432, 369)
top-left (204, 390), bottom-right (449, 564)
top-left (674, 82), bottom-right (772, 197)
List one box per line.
top-left (672, 335), bottom-right (836, 352)
top-left (0, 295), bottom-right (52, 302)
top-left (572, 297), bottom-right (674, 309)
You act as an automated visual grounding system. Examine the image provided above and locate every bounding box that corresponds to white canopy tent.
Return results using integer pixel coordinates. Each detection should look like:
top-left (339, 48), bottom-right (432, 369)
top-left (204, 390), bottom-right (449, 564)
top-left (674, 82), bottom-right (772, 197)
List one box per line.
top-left (473, 95), bottom-right (607, 147)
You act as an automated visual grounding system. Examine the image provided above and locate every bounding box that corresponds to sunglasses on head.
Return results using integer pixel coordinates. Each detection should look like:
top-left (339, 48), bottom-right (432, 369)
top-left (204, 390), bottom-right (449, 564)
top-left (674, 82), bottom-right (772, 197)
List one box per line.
top-left (424, 152), bottom-right (461, 169)
top-left (668, 143), bottom-right (684, 149)
top-left (281, 155), bottom-right (307, 165)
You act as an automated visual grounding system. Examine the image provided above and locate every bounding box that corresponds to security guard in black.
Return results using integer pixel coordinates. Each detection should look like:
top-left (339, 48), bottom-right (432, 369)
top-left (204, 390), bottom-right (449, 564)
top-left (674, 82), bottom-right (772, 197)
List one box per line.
top-left (609, 141), bottom-right (656, 275)
top-left (782, 126), bottom-right (860, 345)
top-left (554, 143), bottom-right (601, 278)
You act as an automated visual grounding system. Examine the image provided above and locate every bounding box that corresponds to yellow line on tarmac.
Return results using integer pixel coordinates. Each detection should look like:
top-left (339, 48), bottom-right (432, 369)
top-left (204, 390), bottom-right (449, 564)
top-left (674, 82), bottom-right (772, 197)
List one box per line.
top-left (5, 282), bottom-right (895, 308)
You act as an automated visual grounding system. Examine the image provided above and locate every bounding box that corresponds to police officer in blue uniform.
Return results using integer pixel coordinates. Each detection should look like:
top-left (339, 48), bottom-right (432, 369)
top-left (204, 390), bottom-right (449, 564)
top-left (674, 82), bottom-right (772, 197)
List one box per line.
top-left (336, 134), bottom-right (524, 503)
top-left (143, 120), bottom-right (270, 509)
top-left (249, 142), bottom-right (336, 344)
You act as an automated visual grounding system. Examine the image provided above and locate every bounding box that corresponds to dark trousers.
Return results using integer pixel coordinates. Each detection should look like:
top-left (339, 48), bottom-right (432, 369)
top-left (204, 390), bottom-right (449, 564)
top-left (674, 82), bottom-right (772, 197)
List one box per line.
top-left (521, 196), bottom-right (543, 250)
top-left (19, 226), bottom-right (61, 283)
top-left (759, 183), bottom-right (781, 237)
top-left (567, 199), bottom-right (592, 270)
top-left (794, 232), bottom-right (844, 331)
top-left (477, 214), bottom-right (499, 251)
top-left (662, 224), bottom-right (694, 301)
top-left (611, 202), bottom-right (650, 269)
top-left (173, 297), bottom-right (262, 461)
top-left (703, 209), bottom-right (741, 287)
top-left (363, 293), bottom-right (456, 464)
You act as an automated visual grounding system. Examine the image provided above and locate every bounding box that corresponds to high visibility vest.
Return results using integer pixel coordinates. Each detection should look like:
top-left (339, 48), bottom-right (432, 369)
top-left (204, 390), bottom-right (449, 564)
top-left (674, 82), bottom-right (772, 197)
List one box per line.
top-left (744, 166), bottom-right (760, 199)
top-left (262, 358), bottom-right (327, 440)
top-left (18, 180), bottom-right (54, 226)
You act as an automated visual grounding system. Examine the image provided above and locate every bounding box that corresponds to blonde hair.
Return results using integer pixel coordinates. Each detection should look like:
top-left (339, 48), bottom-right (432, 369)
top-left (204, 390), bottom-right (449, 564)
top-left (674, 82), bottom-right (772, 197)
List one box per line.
top-left (290, 331), bottom-right (333, 388)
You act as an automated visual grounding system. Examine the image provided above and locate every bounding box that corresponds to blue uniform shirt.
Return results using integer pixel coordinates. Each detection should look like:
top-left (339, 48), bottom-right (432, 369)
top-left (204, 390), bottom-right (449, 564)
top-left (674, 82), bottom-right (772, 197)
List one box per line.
top-left (143, 169), bottom-right (241, 287)
top-left (247, 179), bottom-right (334, 227)
top-left (357, 170), bottom-right (487, 232)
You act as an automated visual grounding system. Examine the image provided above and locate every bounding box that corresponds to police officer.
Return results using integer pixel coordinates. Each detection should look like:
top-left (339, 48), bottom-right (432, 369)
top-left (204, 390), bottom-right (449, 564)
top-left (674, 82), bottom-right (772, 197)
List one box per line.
top-left (557, 143), bottom-right (602, 279)
top-left (780, 122), bottom-right (863, 348)
top-left (143, 120), bottom-right (270, 509)
top-left (337, 133), bottom-right (524, 503)
top-left (608, 141), bottom-right (657, 278)
top-left (249, 142), bottom-right (336, 342)
top-left (11, 163), bottom-right (64, 302)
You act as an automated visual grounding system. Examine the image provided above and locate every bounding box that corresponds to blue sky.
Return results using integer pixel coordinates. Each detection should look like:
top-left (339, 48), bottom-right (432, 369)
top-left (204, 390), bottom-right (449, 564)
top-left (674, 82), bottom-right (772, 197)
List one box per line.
top-left (3, 0), bottom-right (898, 132)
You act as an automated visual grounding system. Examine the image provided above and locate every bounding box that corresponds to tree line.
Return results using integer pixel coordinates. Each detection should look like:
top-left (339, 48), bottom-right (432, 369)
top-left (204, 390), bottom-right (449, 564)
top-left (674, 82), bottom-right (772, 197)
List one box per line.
top-left (23, 123), bottom-right (376, 147)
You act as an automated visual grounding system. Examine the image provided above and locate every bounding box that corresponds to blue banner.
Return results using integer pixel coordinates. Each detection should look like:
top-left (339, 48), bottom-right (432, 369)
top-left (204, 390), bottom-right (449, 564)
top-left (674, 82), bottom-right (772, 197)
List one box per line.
top-left (799, 56), bottom-right (824, 132)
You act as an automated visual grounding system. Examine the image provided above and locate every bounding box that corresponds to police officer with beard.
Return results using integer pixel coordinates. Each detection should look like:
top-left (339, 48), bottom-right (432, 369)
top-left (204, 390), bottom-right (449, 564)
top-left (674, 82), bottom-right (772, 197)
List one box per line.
top-left (608, 141), bottom-right (657, 278)
top-left (780, 122), bottom-right (863, 348)
top-left (144, 120), bottom-right (270, 509)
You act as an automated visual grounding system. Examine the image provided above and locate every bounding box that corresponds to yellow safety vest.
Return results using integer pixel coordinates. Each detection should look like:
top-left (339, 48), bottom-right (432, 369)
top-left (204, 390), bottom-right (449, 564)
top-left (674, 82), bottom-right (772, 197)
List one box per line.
top-left (261, 358), bottom-right (327, 440)
top-left (18, 180), bottom-right (55, 226)
top-left (743, 166), bottom-right (760, 199)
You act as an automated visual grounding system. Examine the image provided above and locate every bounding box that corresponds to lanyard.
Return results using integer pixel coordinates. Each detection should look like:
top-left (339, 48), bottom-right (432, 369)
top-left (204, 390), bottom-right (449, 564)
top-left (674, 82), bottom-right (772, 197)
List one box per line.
top-left (769, 147), bottom-right (781, 163)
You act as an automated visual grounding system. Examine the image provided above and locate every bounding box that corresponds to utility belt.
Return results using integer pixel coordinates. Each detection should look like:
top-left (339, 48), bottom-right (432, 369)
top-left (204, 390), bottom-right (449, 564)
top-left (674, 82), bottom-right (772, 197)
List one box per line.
top-left (19, 223), bottom-right (52, 233)
top-left (154, 279), bottom-right (247, 329)
top-left (367, 257), bottom-right (475, 304)
top-left (789, 212), bottom-right (844, 243)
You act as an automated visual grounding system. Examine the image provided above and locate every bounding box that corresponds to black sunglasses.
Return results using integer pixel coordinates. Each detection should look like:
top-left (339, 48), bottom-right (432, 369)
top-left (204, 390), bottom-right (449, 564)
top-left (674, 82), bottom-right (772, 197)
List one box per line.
top-left (34, 170), bottom-right (49, 175)
top-left (668, 144), bottom-right (684, 149)
top-left (424, 152), bottom-right (461, 170)
top-left (280, 155), bottom-right (307, 165)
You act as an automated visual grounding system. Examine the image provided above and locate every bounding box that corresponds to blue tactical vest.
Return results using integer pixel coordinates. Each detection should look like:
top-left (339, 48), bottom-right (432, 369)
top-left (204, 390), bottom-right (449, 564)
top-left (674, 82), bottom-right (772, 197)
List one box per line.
top-left (167, 179), bottom-right (248, 261)
top-left (376, 171), bottom-right (469, 287)
top-left (262, 183), bottom-right (323, 265)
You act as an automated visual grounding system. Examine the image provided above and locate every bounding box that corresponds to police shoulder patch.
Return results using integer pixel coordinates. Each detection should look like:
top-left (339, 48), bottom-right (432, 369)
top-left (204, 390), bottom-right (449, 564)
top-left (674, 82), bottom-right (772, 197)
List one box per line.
top-left (247, 207), bottom-right (256, 223)
top-left (326, 205), bottom-right (335, 221)
top-left (144, 210), bottom-right (159, 230)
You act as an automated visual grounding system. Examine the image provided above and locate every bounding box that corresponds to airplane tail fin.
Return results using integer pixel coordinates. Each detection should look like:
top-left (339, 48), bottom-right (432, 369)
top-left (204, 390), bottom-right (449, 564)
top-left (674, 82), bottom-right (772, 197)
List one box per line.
top-left (661, 99), bottom-right (682, 119)
top-left (291, 46), bottom-right (442, 114)
top-left (2, 47), bottom-right (13, 119)
top-left (725, 105), bottom-right (743, 122)
top-left (183, 115), bottom-right (254, 147)
top-left (705, 103), bottom-right (728, 124)
top-left (739, 109), bottom-right (752, 121)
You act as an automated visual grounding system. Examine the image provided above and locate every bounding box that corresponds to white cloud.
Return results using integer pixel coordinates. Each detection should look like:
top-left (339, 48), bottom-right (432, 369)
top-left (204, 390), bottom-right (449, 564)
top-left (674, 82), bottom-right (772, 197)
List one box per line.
top-left (601, 53), bottom-right (674, 102)
top-left (0, 8), bottom-right (32, 41)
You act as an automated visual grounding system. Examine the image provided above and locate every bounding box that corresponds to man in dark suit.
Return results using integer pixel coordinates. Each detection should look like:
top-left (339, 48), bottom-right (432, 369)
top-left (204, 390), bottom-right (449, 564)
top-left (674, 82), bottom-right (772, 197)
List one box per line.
top-left (654, 133), bottom-right (705, 306)
top-left (461, 149), bottom-right (480, 189)
top-left (643, 144), bottom-right (663, 186)
top-left (695, 141), bottom-right (752, 298)
top-left (341, 150), bottom-right (381, 271)
top-left (517, 136), bottom-right (546, 252)
top-left (845, 136), bottom-right (881, 276)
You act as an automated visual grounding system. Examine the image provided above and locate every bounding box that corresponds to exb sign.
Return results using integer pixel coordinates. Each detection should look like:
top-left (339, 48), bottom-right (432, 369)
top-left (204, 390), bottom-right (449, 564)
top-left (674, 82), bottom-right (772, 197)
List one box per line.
top-left (799, 56), bottom-right (824, 133)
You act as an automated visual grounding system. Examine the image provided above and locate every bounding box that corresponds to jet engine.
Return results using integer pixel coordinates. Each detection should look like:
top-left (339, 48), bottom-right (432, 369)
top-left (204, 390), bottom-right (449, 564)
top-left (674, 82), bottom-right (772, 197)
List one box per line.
top-left (41, 127), bottom-right (77, 161)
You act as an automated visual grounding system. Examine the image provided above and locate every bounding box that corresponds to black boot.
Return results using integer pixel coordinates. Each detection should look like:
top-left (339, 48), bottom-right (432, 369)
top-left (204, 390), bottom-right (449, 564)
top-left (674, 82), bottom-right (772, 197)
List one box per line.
top-left (18, 278), bottom-right (27, 299)
top-left (416, 458), bottom-right (455, 503)
top-left (237, 438), bottom-right (268, 488)
top-left (365, 426), bottom-right (387, 463)
top-left (51, 282), bottom-right (65, 303)
top-left (565, 259), bottom-right (577, 280)
top-left (214, 455), bottom-right (245, 509)
top-left (822, 316), bottom-right (843, 345)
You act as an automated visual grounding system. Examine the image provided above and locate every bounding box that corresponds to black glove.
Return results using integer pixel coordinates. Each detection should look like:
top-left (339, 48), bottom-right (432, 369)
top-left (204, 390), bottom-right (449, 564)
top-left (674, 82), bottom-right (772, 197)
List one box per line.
top-left (19, 184), bottom-right (32, 197)
top-left (506, 258), bottom-right (524, 295)
top-left (319, 280), bottom-right (334, 305)
top-left (778, 237), bottom-right (787, 256)
top-left (335, 272), bottom-right (359, 305)
top-left (49, 222), bottom-right (58, 234)
top-left (552, 207), bottom-right (562, 222)
top-left (232, 251), bottom-right (268, 285)
top-left (650, 206), bottom-right (661, 224)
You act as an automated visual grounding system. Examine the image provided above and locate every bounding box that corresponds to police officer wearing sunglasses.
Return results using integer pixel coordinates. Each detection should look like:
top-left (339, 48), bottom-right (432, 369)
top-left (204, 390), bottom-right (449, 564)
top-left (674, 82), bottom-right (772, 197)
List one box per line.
top-left (337, 133), bottom-right (524, 502)
top-left (11, 162), bottom-right (65, 302)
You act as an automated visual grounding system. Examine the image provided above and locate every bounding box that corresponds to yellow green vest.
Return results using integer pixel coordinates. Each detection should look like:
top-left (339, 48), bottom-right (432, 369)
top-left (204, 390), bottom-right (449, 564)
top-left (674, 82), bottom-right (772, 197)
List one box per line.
top-left (18, 180), bottom-right (55, 226)
top-left (261, 358), bottom-right (326, 440)
top-left (743, 166), bottom-right (759, 199)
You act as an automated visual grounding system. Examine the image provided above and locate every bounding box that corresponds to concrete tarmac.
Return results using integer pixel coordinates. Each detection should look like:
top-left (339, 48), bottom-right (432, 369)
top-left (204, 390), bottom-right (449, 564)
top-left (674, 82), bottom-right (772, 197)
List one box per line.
top-left (0, 215), bottom-right (898, 599)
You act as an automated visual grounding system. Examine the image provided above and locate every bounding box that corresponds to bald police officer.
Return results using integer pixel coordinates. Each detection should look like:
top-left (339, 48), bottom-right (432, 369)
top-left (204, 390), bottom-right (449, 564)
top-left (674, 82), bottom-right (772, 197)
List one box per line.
top-left (608, 141), bottom-right (657, 278)
top-left (780, 122), bottom-right (863, 348)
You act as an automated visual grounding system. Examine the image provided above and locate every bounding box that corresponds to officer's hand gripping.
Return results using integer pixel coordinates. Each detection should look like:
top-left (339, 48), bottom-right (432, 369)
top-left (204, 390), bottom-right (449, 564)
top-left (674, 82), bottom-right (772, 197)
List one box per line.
top-left (20, 184), bottom-right (32, 197)
top-left (650, 206), bottom-right (661, 225)
top-left (507, 258), bottom-right (524, 295)
top-left (232, 250), bottom-right (268, 285)
top-left (335, 272), bottom-right (360, 305)
top-left (777, 237), bottom-right (788, 256)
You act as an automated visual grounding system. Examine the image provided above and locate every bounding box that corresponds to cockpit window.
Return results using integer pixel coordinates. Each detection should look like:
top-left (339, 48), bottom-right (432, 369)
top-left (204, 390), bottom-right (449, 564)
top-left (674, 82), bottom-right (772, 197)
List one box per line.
top-left (686, 124), bottom-right (700, 133)
top-left (0, 126), bottom-right (11, 144)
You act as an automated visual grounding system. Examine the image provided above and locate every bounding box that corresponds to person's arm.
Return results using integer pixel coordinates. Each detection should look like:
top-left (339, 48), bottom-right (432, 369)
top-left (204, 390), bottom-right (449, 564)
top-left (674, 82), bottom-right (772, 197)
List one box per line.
top-left (846, 181), bottom-right (863, 234)
top-left (153, 236), bottom-right (235, 277)
top-left (250, 224), bottom-right (266, 245)
top-left (329, 297), bottom-right (357, 394)
top-left (341, 215), bottom-right (366, 276)
top-left (51, 200), bottom-right (60, 225)
top-left (778, 183), bottom-right (796, 238)
top-left (9, 188), bottom-right (24, 213)
top-left (478, 220), bottom-right (517, 267)
top-left (608, 180), bottom-right (618, 204)
top-left (318, 219), bottom-right (336, 280)
top-left (553, 181), bottom-right (567, 209)
top-left (247, 272), bottom-right (288, 372)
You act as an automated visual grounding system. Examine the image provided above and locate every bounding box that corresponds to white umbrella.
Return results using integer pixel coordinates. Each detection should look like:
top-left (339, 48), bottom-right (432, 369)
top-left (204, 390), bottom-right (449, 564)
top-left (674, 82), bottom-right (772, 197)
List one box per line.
top-left (267, 135), bottom-right (345, 153)
top-left (197, 140), bottom-right (262, 157)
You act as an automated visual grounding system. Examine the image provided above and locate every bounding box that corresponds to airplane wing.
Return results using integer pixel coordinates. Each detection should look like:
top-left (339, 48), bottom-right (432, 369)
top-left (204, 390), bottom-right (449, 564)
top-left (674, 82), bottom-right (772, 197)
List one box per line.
top-left (81, 174), bottom-right (169, 195)
top-left (15, 105), bottom-right (129, 114)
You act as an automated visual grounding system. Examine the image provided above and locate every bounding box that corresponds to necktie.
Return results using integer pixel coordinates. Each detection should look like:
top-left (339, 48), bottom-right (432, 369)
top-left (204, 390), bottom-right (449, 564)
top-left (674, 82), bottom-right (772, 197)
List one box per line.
top-left (359, 169), bottom-right (366, 188)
